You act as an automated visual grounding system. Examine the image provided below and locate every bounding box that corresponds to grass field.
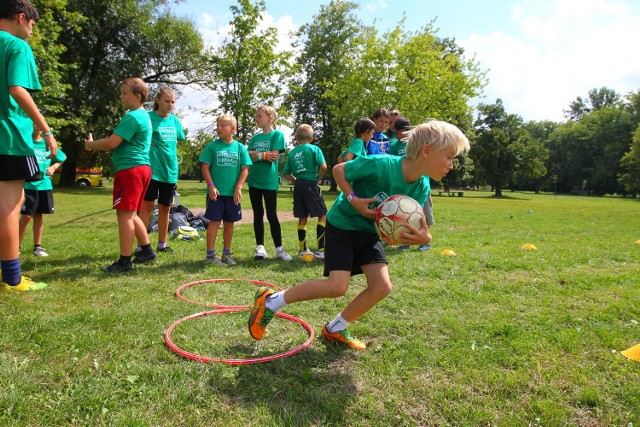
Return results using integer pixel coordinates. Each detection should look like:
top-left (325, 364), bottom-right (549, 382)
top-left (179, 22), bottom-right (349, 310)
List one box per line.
top-left (1, 180), bottom-right (639, 426)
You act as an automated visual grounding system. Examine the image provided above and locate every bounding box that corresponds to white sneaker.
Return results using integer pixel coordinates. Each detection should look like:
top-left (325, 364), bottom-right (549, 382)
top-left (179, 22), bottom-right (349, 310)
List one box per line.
top-left (32, 247), bottom-right (49, 257)
top-left (221, 254), bottom-right (237, 267)
top-left (313, 250), bottom-right (325, 260)
top-left (298, 249), bottom-right (313, 257)
top-left (275, 247), bottom-right (292, 262)
top-left (254, 245), bottom-right (268, 260)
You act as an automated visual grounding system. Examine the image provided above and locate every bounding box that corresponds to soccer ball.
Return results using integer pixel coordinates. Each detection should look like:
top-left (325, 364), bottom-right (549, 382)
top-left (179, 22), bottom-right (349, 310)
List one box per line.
top-left (374, 195), bottom-right (425, 245)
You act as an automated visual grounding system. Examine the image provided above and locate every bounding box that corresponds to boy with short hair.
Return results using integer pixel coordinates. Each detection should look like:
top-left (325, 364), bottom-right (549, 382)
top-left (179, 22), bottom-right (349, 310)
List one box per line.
top-left (249, 120), bottom-right (470, 350)
top-left (85, 77), bottom-right (156, 273)
top-left (337, 117), bottom-right (375, 164)
top-left (19, 126), bottom-right (67, 257)
top-left (1, 0), bottom-right (58, 291)
top-left (368, 108), bottom-right (390, 154)
top-left (199, 114), bottom-right (252, 266)
top-left (282, 124), bottom-right (328, 259)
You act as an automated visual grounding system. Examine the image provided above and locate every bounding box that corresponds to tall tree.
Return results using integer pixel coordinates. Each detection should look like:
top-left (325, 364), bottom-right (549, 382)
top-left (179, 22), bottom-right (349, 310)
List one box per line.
top-left (564, 87), bottom-right (620, 121)
top-left (618, 124), bottom-right (640, 197)
top-left (471, 99), bottom-right (534, 196)
top-left (202, 0), bottom-right (292, 144)
top-left (47, 0), bottom-right (204, 183)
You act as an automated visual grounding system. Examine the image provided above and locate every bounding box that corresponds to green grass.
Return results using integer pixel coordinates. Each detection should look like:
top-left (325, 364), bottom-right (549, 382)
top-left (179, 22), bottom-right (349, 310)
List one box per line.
top-left (2, 181), bottom-right (640, 426)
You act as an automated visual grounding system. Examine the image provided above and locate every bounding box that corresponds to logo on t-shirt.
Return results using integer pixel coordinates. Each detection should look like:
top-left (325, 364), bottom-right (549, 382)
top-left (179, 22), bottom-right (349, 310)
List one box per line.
top-left (369, 191), bottom-right (389, 209)
top-left (217, 151), bottom-right (238, 167)
top-left (254, 141), bottom-right (271, 152)
top-left (158, 126), bottom-right (177, 142)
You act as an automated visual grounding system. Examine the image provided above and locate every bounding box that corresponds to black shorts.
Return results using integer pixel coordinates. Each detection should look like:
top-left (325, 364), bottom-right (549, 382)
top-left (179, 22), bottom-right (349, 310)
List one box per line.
top-left (0, 155), bottom-right (41, 181)
top-left (21, 189), bottom-right (54, 215)
top-left (204, 196), bottom-right (242, 222)
top-left (323, 221), bottom-right (387, 277)
top-left (144, 179), bottom-right (176, 206)
top-left (293, 179), bottom-right (327, 218)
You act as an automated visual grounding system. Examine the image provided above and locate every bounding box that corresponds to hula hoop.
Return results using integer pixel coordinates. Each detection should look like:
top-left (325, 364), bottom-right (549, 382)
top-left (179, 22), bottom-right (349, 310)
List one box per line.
top-left (175, 278), bottom-right (283, 308)
top-left (164, 306), bottom-right (314, 365)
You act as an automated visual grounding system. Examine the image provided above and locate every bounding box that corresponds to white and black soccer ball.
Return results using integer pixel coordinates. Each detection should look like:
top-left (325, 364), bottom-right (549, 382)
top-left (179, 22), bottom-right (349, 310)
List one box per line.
top-left (374, 195), bottom-right (425, 245)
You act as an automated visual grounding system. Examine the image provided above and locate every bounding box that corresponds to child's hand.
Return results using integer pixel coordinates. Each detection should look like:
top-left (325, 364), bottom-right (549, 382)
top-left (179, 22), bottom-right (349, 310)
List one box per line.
top-left (44, 134), bottom-right (58, 159)
top-left (209, 186), bottom-right (220, 201)
top-left (262, 152), bottom-right (278, 162)
top-left (350, 197), bottom-right (377, 218)
top-left (398, 216), bottom-right (432, 245)
top-left (234, 189), bottom-right (243, 205)
top-left (84, 133), bottom-right (93, 150)
top-left (45, 166), bottom-right (56, 176)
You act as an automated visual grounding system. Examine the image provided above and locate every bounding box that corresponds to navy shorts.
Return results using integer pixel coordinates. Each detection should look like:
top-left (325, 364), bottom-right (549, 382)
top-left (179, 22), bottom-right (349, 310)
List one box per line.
top-left (293, 179), bottom-right (327, 218)
top-left (0, 155), bottom-right (41, 181)
top-left (204, 196), bottom-right (242, 222)
top-left (144, 179), bottom-right (176, 206)
top-left (21, 189), bottom-right (54, 215)
top-left (323, 221), bottom-right (387, 277)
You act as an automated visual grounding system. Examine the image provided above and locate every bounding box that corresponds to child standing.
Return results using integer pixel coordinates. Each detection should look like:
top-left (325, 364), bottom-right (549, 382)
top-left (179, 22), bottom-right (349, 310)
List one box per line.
top-left (282, 124), bottom-right (328, 259)
top-left (247, 105), bottom-right (292, 261)
top-left (199, 114), bottom-right (252, 266)
top-left (1, 0), bottom-right (57, 291)
top-left (139, 87), bottom-right (186, 254)
top-left (19, 127), bottom-right (66, 257)
top-left (337, 117), bottom-right (376, 164)
top-left (368, 108), bottom-right (390, 155)
top-left (85, 77), bottom-right (156, 272)
top-left (249, 120), bottom-right (470, 350)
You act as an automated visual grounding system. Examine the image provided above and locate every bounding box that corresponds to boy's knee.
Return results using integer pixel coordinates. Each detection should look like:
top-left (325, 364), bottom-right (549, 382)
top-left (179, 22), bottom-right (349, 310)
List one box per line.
top-left (372, 281), bottom-right (393, 298)
top-left (326, 277), bottom-right (350, 298)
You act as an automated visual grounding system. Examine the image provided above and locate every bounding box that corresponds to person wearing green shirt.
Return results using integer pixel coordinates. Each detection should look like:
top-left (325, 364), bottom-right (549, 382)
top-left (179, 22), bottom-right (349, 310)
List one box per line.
top-left (247, 105), bottom-right (292, 261)
top-left (248, 120), bottom-right (470, 351)
top-left (199, 114), bottom-right (252, 267)
top-left (336, 117), bottom-right (375, 164)
top-left (282, 124), bottom-right (328, 260)
top-left (139, 87), bottom-right (186, 254)
top-left (85, 78), bottom-right (156, 273)
top-left (1, 0), bottom-right (58, 291)
top-left (18, 127), bottom-right (66, 257)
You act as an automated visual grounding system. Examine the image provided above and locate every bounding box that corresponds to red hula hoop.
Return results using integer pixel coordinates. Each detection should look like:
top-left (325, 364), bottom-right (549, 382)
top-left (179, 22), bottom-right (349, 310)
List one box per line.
top-left (175, 278), bottom-right (283, 308)
top-left (164, 307), bottom-right (314, 365)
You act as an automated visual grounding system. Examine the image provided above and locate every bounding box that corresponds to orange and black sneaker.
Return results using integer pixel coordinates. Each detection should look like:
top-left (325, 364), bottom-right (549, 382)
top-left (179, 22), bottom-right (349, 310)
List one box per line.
top-left (321, 324), bottom-right (367, 351)
top-left (248, 287), bottom-right (276, 340)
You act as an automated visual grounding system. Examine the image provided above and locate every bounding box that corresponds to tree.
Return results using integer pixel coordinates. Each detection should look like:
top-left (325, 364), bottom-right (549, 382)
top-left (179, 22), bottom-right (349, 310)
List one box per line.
top-left (618, 124), bottom-right (640, 197)
top-left (202, 0), bottom-right (293, 144)
top-left (564, 87), bottom-right (620, 121)
top-left (471, 99), bottom-right (536, 196)
top-left (43, 0), bottom-right (204, 184)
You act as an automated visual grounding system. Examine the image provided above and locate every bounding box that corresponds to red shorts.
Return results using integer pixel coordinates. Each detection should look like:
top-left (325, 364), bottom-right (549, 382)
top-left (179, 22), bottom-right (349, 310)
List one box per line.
top-left (113, 165), bottom-right (151, 211)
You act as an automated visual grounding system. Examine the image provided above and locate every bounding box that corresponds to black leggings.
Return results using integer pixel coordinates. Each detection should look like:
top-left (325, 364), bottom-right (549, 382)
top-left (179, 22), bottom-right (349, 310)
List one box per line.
top-left (249, 186), bottom-right (282, 247)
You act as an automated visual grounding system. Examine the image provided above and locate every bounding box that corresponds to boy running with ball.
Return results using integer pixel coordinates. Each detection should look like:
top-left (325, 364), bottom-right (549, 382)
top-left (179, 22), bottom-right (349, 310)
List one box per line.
top-left (249, 120), bottom-right (470, 350)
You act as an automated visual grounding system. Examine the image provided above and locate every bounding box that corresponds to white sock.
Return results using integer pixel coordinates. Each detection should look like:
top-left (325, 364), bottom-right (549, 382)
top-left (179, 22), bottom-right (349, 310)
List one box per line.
top-left (265, 291), bottom-right (288, 312)
top-left (326, 314), bottom-right (350, 333)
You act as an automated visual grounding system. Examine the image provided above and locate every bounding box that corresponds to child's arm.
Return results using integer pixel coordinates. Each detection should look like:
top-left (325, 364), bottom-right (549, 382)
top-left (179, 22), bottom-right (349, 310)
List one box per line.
top-left (201, 163), bottom-right (219, 201)
top-left (234, 167), bottom-right (249, 205)
top-left (283, 174), bottom-right (295, 183)
top-left (45, 161), bottom-right (63, 177)
top-left (318, 163), bottom-right (327, 183)
top-left (85, 133), bottom-right (124, 151)
top-left (249, 150), bottom-right (279, 163)
top-left (9, 86), bottom-right (58, 158)
top-left (332, 162), bottom-right (376, 218)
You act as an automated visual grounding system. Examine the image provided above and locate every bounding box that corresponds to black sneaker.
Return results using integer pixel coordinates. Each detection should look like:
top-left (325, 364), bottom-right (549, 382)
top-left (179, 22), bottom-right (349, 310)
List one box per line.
top-left (133, 250), bottom-right (157, 264)
top-left (157, 246), bottom-right (174, 253)
top-left (103, 261), bottom-right (133, 273)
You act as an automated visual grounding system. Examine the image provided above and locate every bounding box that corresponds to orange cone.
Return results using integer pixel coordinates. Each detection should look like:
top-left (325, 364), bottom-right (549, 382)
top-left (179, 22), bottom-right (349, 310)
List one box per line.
top-left (622, 344), bottom-right (640, 362)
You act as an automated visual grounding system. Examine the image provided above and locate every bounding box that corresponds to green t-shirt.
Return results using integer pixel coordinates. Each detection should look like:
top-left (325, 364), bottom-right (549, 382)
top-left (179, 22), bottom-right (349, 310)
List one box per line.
top-left (149, 111), bottom-right (185, 183)
top-left (282, 143), bottom-right (326, 181)
top-left (247, 129), bottom-right (285, 190)
top-left (199, 139), bottom-right (252, 197)
top-left (327, 155), bottom-right (430, 233)
top-left (24, 139), bottom-right (66, 191)
top-left (344, 138), bottom-right (367, 160)
top-left (0, 31), bottom-right (42, 156)
top-left (112, 108), bottom-right (152, 172)
top-left (388, 138), bottom-right (407, 157)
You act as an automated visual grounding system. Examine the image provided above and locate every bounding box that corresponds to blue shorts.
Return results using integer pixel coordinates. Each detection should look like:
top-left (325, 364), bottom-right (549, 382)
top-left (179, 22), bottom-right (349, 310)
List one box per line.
top-left (204, 196), bottom-right (242, 222)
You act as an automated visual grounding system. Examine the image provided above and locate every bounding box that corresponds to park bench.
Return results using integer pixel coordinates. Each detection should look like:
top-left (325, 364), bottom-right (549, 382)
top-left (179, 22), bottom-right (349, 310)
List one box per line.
top-left (436, 191), bottom-right (464, 197)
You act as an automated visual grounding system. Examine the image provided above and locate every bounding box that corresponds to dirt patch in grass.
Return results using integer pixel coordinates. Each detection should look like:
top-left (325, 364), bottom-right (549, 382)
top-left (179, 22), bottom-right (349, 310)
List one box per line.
top-left (190, 208), bottom-right (297, 225)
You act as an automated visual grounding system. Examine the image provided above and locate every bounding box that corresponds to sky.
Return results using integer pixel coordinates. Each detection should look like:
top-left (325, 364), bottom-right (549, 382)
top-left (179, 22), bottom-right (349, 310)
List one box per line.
top-left (170, 0), bottom-right (640, 132)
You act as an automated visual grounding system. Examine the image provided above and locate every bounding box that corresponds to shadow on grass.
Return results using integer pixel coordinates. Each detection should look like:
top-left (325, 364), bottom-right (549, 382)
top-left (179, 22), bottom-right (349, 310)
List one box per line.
top-left (218, 346), bottom-right (358, 425)
top-left (50, 208), bottom-right (112, 227)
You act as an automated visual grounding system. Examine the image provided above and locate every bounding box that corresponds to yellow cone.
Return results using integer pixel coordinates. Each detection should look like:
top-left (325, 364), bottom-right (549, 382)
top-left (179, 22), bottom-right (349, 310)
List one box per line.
top-left (636, 240), bottom-right (640, 245)
top-left (522, 243), bottom-right (538, 251)
top-left (301, 253), bottom-right (314, 262)
top-left (441, 249), bottom-right (456, 256)
top-left (622, 344), bottom-right (640, 362)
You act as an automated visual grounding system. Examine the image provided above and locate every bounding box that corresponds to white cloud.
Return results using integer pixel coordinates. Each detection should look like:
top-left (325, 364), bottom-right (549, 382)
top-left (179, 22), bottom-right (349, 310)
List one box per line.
top-left (364, 0), bottom-right (388, 14)
top-left (460, 0), bottom-right (640, 122)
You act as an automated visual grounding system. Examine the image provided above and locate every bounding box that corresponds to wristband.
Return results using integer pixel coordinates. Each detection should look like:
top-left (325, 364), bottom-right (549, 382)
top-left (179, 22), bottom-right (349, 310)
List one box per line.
top-left (207, 182), bottom-right (215, 187)
top-left (43, 129), bottom-right (54, 137)
top-left (258, 152), bottom-right (263, 160)
top-left (347, 192), bottom-right (357, 202)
